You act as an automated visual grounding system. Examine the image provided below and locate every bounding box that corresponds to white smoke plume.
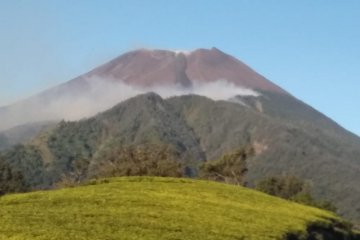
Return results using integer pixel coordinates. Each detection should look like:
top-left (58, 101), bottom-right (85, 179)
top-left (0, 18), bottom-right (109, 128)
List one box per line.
top-left (0, 78), bottom-right (260, 131)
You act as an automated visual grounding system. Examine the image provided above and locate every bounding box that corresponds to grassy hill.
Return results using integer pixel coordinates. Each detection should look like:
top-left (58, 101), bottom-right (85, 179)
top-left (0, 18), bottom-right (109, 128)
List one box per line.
top-left (0, 177), bottom-right (356, 240)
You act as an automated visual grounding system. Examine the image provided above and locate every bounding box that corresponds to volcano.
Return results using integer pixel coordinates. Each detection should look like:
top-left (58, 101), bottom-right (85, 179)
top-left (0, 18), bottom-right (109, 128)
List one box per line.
top-left (0, 47), bottom-right (289, 131)
top-left (0, 47), bottom-right (360, 221)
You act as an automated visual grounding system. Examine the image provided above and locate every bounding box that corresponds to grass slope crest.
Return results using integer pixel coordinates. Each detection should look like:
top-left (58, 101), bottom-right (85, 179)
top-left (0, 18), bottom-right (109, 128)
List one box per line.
top-left (1, 177), bottom-right (358, 240)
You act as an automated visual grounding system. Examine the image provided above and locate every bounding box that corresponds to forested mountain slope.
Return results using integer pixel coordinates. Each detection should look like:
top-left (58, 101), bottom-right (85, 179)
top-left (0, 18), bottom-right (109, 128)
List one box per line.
top-left (1, 93), bottom-right (359, 221)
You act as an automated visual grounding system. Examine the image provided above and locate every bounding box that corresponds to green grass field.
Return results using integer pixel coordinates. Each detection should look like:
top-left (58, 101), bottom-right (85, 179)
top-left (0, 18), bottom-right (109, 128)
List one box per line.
top-left (0, 177), bottom-right (340, 240)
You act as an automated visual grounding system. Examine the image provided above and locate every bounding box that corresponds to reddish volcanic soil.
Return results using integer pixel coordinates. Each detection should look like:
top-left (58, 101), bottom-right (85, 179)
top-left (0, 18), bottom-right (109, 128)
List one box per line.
top-left (77, 47), bottom-right (288, 94)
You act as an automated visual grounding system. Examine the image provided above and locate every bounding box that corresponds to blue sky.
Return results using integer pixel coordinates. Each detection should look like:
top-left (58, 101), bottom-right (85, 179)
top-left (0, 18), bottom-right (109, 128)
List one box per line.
top-left (0, 0), bottom-right (359, 135)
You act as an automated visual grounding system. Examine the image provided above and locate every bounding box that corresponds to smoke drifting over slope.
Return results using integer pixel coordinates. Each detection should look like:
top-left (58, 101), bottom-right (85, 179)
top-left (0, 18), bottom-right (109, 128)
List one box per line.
top-left (0, 47), bottom-right (288, 132)
top-left (0, 79), bottom-right (260, 131)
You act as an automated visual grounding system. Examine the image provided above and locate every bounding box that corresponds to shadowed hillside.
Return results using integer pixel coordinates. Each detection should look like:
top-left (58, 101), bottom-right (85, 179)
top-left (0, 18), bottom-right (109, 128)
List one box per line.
top-left (0, 121), bottom-right (56, 150)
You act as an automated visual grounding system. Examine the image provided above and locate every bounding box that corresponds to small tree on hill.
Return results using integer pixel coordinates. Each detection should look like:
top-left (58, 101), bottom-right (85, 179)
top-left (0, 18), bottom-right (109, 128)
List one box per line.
top-left (199, 146), bottom-right (254, 186)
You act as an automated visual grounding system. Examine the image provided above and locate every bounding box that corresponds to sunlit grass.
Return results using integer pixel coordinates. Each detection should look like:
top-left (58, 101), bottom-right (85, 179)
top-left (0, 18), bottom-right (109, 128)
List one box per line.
top-left (0, 177), bottom-right (337, 240)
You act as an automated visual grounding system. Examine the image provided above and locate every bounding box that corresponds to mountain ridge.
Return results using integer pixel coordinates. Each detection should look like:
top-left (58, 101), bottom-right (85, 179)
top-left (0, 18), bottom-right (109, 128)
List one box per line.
top-left (1, 92), bottom-right (360, 221)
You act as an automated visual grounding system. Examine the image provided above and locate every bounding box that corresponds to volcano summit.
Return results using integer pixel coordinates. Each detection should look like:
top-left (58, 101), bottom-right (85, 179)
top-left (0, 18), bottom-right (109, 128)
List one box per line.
top-left (0, 47), bottom-right (289, 131)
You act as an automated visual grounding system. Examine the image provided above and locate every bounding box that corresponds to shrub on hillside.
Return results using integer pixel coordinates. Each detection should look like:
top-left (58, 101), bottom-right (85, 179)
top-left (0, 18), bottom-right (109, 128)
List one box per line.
top-left (0, 158), bottom-right (28, 195)
top-left (96, 144), bottom-right (184, 178)
top-left (256, 175), bottom-right (306, 199)
top-left (256, 175), bottom-right (337, 212)
top-left (199, 146), bottom-right (254, 186)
